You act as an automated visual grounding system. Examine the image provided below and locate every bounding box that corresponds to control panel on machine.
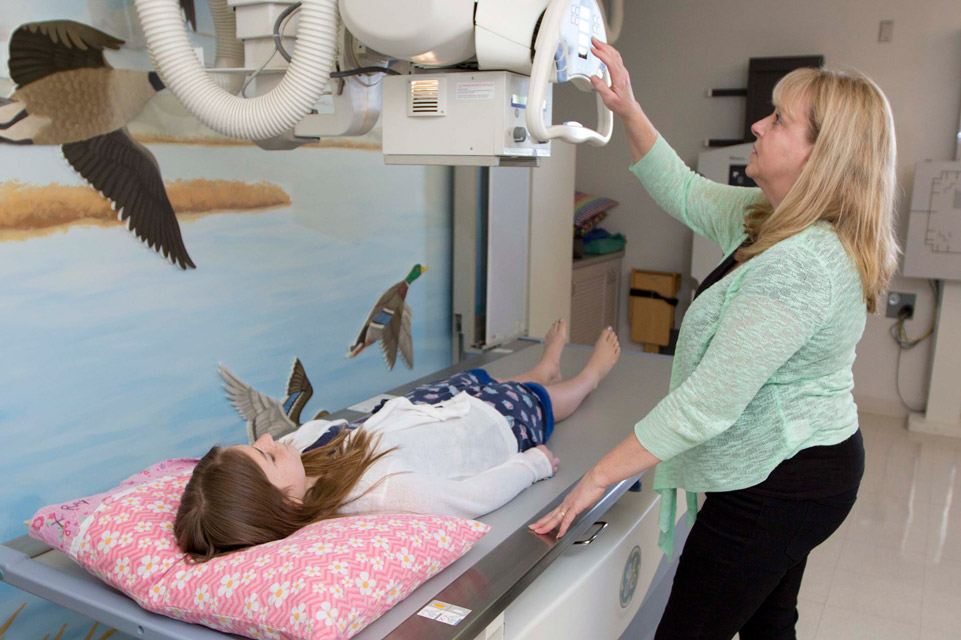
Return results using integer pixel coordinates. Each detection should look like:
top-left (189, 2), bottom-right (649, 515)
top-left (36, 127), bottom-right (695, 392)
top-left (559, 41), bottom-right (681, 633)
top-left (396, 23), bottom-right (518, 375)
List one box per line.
top-left (557, 2), bottom-right (607, 88)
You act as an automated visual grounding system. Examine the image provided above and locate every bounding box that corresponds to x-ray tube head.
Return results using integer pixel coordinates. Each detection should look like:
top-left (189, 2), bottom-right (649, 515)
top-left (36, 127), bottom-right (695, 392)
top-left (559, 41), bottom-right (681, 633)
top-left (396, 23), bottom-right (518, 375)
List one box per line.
top-left (133, 0), bottom-right (615, 165)
top-left (340, 0), bottom-right (477, 66)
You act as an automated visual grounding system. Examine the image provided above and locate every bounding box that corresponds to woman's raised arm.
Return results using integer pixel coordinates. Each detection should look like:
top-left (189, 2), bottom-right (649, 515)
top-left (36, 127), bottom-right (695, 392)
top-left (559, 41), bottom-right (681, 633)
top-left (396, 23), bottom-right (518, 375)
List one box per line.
top-left (589, 37), bottom-right (658, 163)
top-left (591, 38), bottom-right (761, 252)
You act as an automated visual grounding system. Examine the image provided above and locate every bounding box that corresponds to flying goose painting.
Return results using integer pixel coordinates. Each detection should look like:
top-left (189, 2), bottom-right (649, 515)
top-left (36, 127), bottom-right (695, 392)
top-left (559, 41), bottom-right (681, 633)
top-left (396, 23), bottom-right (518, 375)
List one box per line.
top-left (0, 20), bottom-right (196, 269)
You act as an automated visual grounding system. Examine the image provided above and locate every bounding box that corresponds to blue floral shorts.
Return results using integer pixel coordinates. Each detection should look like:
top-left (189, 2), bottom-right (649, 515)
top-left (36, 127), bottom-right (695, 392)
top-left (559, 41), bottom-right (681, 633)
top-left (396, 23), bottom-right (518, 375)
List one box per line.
top-left (304, 369), bottom-right (553, 453)
top-left (376, 368), bottom-right (554, 451)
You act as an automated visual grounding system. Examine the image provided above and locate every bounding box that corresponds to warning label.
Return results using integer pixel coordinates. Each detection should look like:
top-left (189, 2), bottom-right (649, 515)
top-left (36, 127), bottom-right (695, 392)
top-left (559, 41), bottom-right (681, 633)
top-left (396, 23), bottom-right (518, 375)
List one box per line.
top-left (456, 82), bottom-right (495, 100)
top-left (416, 600), bottom-right (472, 626)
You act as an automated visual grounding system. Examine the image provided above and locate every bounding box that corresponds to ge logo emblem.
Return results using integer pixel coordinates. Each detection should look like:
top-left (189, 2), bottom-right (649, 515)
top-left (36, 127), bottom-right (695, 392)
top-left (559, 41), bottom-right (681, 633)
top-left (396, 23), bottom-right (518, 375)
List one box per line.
top-left (620, 545), bottom-right (641, 608)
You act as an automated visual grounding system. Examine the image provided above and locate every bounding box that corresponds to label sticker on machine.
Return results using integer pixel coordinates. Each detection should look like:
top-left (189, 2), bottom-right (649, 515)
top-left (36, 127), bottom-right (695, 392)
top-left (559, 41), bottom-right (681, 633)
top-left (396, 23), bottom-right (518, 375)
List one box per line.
top-left (417, 600), bottom-right (471, 625)
top-left (456, 82), bottom-right (495, 100)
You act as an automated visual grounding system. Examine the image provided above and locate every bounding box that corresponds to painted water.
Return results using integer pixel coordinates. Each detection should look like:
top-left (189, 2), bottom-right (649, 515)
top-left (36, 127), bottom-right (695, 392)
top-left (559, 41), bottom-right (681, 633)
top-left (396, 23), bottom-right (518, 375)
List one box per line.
top-left (0, 143), bottom-right (452, 638)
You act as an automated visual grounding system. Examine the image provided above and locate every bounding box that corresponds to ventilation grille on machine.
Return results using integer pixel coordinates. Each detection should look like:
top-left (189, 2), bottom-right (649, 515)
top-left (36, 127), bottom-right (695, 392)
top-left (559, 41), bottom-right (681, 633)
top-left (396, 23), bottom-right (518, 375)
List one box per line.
top-left (408, 78), bottom-right (446, 116)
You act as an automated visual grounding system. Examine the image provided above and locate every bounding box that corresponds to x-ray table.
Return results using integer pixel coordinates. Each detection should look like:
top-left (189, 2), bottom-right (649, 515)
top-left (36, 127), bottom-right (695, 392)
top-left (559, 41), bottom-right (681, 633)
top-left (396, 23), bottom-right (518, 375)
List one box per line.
top-left (1, 339), bottom-right (676, 640)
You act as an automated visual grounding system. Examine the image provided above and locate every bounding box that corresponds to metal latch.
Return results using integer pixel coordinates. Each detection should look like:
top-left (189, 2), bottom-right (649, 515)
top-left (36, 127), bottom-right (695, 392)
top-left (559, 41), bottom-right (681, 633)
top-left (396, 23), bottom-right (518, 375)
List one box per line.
top-left (573, 521), bottom-right (608, 546)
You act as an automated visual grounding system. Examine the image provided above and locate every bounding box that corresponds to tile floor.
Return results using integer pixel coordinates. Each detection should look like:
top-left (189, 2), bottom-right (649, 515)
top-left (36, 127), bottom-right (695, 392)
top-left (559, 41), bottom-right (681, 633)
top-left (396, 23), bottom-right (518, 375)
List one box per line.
top-left (756, 411), bottom-right (961, 639)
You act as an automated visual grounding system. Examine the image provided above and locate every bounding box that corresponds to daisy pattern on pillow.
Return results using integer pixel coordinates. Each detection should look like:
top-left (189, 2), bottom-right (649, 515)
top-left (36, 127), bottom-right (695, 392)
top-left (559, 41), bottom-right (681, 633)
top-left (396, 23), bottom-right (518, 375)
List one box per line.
top-left (385, 580), bottom-right (403, 604)
top-left (289, 603), bottom-right (308, 629)
top-left (242, 593), bottom-right (261, 617)
top-left (147, 583), bottom-right (167, 602)
top-left (218, 573), bottom-right (240, 598)
top-left (114, 556), bottom-right (131, 578)
top-left (193, 585), bottom-right (211, 610)
top-left (147, 501), bottom-right (172, 514)
top-left (266, 581), bottom-right (290, 608)
top-left (47, 467), bottom-right (490, 640)
top-left (432, 529), bottom-right (453, 549)
top-left (355, 572), bottom-right (376, 595)
top-left (137, 555), bottom-right (162, 580)
top-left (97, 531), bottom-right (121, 553)
top-left (315, 601), bottom-right (339, 628)
top-left (396, 547), bottom-right (415, 568)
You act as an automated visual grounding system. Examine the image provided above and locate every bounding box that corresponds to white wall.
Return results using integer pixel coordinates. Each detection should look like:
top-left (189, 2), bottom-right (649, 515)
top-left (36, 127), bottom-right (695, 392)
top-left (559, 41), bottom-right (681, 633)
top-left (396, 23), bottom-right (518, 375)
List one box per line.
top-left (529, 141), bottom-right (576, 338)
top-left (555, 0), bottom-right (961, 415)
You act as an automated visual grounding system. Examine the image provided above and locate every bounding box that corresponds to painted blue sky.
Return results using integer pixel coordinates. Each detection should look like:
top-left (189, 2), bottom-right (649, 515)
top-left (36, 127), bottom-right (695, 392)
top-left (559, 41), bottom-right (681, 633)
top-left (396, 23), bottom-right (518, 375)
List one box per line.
top-left (0, 3), bottom-right (453, 636)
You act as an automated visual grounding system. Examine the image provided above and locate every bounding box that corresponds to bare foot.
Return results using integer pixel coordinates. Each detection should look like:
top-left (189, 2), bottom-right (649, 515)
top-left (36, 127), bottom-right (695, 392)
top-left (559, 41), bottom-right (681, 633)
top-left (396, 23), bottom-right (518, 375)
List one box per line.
top-left (583, 327), bottom-right (620, 388)
top-left (533, 319), bottom-right (567, 384)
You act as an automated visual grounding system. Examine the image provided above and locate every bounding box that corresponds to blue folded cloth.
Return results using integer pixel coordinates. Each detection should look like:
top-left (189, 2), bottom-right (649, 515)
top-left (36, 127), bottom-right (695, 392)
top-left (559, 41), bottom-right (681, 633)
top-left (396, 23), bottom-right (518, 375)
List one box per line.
top-left (581, 228), bottom-right (612, 243)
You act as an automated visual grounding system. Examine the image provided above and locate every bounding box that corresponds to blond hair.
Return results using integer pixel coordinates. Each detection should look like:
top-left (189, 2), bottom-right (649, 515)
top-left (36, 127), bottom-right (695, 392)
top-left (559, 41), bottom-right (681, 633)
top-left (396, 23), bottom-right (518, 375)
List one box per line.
top-left (738, 67), bottom-right (899, 313)
top-left (175, 429), bottom-right (392, 562)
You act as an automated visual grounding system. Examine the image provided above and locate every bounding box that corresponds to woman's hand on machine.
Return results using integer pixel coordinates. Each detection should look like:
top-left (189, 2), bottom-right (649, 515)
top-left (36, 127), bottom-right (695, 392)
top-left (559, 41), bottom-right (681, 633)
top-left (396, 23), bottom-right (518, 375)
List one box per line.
top-left (529, 468), bottom-right (607, 539)
top-left (589, 37), bottom-right (643, 122)
top-left (535, 444), bottom-right (559, 475)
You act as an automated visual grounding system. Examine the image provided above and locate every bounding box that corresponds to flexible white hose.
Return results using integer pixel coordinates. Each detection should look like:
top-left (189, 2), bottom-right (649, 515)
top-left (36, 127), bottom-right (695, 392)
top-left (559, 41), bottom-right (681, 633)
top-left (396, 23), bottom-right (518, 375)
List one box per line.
top-left (134, 0), bottom-right (338, 140)
top-left (208, 0), bottom-right (245, 94)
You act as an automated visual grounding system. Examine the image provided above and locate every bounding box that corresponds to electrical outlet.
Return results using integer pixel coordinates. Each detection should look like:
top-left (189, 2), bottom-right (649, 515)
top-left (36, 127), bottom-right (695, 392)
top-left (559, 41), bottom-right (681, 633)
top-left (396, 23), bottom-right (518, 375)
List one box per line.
top-left (885, 291), bottom-right (916, 319)
top-left (878, 20), bottom-right (894, 42)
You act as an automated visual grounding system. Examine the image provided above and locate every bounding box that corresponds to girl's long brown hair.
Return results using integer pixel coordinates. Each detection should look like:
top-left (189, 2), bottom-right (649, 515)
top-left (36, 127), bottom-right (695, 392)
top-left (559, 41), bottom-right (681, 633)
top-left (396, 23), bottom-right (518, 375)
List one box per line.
top-left (175, 428), bottom-right (392, 562)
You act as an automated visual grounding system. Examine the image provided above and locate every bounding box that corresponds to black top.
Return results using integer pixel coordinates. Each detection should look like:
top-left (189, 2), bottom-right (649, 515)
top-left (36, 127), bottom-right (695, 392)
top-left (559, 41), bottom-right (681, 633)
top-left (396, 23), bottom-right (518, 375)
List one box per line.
top-left (693, 239), bottom-right (750, 301)
top-left (695, 239), bottom-right (864, 499)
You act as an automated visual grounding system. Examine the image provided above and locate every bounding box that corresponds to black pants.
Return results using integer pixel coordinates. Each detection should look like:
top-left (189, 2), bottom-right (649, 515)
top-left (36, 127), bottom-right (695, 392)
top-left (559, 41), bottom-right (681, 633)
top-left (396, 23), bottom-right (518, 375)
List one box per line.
top-left (654, 486), bottom-right (858, 639)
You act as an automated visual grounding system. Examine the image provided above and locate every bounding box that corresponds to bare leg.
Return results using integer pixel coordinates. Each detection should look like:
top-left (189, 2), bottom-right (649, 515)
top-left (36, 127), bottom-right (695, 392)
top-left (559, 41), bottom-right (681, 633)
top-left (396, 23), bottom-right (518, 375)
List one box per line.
top-left (543, 327), bottom-right (620, 422)
top-left (499, 319), bottom-right (567, 386)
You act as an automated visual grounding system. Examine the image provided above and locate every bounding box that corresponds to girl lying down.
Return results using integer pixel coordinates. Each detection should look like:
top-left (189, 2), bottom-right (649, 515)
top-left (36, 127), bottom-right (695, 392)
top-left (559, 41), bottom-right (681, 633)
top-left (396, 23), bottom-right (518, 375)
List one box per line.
top-left (175, 321), bottom-right (620, 562)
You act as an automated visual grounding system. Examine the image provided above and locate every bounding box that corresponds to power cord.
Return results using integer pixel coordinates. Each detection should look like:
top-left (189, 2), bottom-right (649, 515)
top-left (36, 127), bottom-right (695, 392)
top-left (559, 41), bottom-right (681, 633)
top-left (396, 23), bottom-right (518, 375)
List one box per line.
top-left (271, 2), bottom-right (398, 91)
top-left (240, 49), bottom-right (279, 98)
top-left (891, 279), bottom-right (941, 412)
top-left (273, 2), bottom-right (302, 63)
top-left (331, 66), bottom-right (401, 79)
top-left (895, 347), bottom-right (925, 413)
top-left (241, 6), bottom-right (302, 98)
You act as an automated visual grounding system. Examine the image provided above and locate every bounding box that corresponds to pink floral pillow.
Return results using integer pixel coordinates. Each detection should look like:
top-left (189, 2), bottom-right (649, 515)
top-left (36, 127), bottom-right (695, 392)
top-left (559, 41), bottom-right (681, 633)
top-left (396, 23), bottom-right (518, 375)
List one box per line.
top-left (34, 465), bottom-right (489, 640)
top-left (27, 458), bottom-right (198, 552)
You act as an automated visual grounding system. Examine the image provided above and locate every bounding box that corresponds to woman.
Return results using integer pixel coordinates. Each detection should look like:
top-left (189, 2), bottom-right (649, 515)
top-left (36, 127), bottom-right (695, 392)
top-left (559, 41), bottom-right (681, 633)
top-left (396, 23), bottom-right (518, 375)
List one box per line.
top-left (175, 322), bottom-right (622, 562)
top-left (531, 39), bottom-right (898, 639)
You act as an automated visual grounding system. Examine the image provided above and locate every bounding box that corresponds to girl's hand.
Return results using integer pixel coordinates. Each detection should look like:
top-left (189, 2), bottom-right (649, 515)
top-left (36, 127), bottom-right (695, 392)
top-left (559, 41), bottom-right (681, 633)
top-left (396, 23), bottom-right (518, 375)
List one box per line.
top-left (535, 444), bottom-right (559, 474)
top-left (529, 468), bottom-right (608, 538)
top-left (589, 37), bottom-right (643, 122)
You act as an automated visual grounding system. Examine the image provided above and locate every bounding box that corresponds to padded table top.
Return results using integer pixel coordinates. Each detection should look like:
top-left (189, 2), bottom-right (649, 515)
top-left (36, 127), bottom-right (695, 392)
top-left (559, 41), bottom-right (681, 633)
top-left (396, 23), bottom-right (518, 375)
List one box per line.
top-left (2, 339), bottom-right (674, 640)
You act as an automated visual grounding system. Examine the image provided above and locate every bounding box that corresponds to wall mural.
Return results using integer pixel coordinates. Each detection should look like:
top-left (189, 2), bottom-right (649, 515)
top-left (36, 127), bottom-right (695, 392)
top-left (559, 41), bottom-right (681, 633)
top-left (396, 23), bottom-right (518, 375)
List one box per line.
top-left (0, 2), bottom-right (452, 638)
top-left (3, 19), bottom-right (197, 268)
top-left (347, 264), bottom-right (429, 371)
top-left (220, 358), bottom-right (332, 444)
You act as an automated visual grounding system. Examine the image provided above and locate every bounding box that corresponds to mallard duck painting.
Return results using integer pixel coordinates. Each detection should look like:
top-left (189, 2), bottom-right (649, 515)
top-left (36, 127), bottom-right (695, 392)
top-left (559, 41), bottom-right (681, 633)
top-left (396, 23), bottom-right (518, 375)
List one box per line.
top-left (0, 20), bottom-right (196, 269)
top-left (219, 358), bottom-right (329, 444)
top-left (347, 264), bottom-right (428, 371)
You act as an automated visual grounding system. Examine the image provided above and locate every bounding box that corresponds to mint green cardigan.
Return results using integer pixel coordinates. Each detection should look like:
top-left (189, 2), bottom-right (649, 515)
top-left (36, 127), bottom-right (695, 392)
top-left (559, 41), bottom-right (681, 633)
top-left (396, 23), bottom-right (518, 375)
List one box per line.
top-left (630, 136), bottom-right (866, 557)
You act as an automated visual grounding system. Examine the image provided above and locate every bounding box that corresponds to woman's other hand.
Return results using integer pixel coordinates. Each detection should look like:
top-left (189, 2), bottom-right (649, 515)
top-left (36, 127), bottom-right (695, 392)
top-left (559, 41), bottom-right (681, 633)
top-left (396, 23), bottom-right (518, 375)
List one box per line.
top-left (589, 37), bottom-right (642, 121)
top-left (529, 468), bottom-right (607, 538)
top-left (535, 444), bottom-right (559, 475)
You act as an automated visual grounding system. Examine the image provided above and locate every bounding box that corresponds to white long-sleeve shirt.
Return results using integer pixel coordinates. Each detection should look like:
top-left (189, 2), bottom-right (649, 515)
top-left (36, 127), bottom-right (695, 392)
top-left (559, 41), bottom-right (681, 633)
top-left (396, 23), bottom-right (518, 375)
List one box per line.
top-left (281, 392), bottom-right (554, 519)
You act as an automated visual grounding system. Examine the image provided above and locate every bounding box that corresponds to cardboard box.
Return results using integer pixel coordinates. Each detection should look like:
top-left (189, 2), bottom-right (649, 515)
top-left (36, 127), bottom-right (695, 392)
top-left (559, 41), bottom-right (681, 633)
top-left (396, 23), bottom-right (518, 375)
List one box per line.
top-left (629, 270), bottom-right (680, 346)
